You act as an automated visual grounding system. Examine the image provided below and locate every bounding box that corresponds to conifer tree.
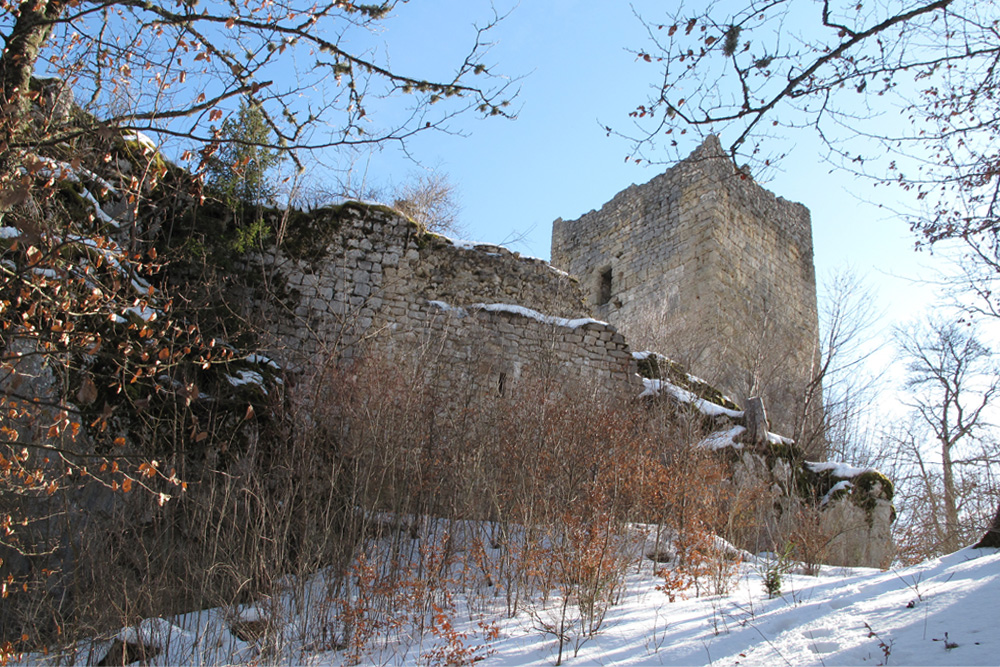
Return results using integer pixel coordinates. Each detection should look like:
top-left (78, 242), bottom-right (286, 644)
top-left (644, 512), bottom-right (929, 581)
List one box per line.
top-left (204, 100), bottom-right (282, 250)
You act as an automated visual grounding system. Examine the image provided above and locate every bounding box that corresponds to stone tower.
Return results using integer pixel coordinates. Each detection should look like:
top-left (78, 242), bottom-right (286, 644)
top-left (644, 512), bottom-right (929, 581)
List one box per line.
top-left (551, 135), bottom-right (822, 451)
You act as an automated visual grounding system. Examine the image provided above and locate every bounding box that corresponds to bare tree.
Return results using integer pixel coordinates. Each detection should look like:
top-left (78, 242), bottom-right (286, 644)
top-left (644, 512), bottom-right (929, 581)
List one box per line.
top-left (895, 318), bottom-right (999, 552)
top-left (617, 1), bottom-right (1000, 274)
top-left (812, 269), bottom-right (886, 462)
top-left (392, 171), bottom-right (464, 236)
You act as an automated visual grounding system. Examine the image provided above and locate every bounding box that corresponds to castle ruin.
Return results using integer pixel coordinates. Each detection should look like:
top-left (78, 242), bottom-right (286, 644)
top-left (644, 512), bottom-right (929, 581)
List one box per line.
top-left (552, 135), bottom-right (822, 449)
top-left (224, 137), bottom-right (887, 566)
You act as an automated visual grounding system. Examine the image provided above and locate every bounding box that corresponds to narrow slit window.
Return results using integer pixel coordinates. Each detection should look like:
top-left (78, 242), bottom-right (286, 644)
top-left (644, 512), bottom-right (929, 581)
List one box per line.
top-left (497, 372), bottom-right (507, 397)
top-left (598, 266), bottom-right (613, 305)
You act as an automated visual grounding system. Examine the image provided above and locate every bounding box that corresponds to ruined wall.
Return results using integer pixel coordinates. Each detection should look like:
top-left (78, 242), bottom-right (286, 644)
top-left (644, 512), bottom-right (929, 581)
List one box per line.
top-left (397, 303), bottom-right (638, 409)
top-left (230, 200), bottom-right (886, 566)
top-left (236, 203), bottom-right (638, 400)
top-left (551, 136), bottom-right (821, 443)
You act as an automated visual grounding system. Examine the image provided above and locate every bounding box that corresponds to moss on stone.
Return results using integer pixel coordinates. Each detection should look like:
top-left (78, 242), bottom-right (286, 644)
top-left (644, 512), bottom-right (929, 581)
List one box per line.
top-left (849, 470), bottom-right (894, 522)
top-left (170, 198), bottom-right (230, 258)
top-left (115, 136), bottom-right (169, 178)
top-left (361, 202), bottom-right (402, 218)
top-left (792, 463), bottom-right (895, 526)
top-left (692, 383), bottom-right (741, 412)
top-left (852, 470), bottom-right (894, 502)
top-left (665, 360), bottom-right (741, 411)
top-left (635, 355), bottom-right (660, 379)
top-left (55, 179), bottom-right (94, 222)
top-left (762, 439), bottom-right (803, 466)
top-left (794, 465), bottom-right (834, 504)
top-left (827, 483), bottom-right (852, 504)
top-left (277, 199), bottom-right (412, 265)
top-left (279, 205), bottom-right (345, 265)
top-left (636, 351), bottom-right (742, 412)
top-left (412, 225), bottom-right (454, 251)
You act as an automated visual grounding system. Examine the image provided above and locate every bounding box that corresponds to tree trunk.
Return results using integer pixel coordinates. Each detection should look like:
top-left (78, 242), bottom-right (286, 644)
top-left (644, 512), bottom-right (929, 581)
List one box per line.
top-left (941, 441), bottom-right (960, 551)
top-left (973, 502), bottom-right (1000, 549)
top-left (744, 396), bottom-right (770, 446)
top-left (0, 0), bottom-right (69, 173)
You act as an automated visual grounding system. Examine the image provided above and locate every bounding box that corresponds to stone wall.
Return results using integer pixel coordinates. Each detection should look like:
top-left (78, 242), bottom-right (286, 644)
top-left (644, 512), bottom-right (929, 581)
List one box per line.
top-left (551, 136), bottom-right (821, 446)
top-left (229, 199), bottom-right (888, 567)
top-left (395, 303), bottom-right (639, 408)
top-left (236, 203), bottom-right (635, 400)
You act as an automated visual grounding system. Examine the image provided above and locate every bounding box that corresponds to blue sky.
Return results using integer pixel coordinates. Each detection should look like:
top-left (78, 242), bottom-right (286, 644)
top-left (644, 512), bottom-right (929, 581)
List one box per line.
top-left (340, 0), bottom-right (945, 339)
top-left (47, 0), bottom-right (946, 333)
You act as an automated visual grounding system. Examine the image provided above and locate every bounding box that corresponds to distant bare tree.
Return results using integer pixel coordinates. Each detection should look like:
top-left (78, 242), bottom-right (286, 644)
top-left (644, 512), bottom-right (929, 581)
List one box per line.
top-left (811, 270), bottom-right (886, 462)
top-left (392, 171), bottom-right (464, 237)
top-left (896, 318), bottom-right (999, 553)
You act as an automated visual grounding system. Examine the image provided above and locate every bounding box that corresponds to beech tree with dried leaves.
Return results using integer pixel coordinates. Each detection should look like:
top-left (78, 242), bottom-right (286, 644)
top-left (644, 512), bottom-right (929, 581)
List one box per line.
top-left (0, 0), bottom-right (516, 648)
top-left (0, 0), bottom-right (515, 206)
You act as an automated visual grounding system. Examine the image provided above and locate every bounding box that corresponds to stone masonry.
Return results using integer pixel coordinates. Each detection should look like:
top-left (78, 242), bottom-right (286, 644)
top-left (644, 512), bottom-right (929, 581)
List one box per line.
top-left (237, 202), bottom-right (640, 404)
top-left (227, 186), bottom-right (885, 567)
top-left (551, 135), bottom-right (821, 448)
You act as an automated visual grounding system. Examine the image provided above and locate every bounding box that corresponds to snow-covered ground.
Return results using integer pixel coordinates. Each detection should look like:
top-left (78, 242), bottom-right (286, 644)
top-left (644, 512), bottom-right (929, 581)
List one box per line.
top-left (494, 548), bottom-right (999, 666)
top-left (20, 540), bottom-right (998, 666)
top-left (478, 548), bottom-right (999, 666)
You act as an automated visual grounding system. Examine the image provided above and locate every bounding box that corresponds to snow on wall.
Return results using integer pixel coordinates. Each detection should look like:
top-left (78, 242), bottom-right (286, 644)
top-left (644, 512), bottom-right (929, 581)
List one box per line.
top-left (230, 201), bottom-right (890, 567)
top-left (235, 203), bottom-right (640, 400)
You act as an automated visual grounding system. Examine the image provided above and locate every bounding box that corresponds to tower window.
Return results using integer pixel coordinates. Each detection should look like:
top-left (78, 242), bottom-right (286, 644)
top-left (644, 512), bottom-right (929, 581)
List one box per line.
top-left (598, 266), bottom-right (613, 305)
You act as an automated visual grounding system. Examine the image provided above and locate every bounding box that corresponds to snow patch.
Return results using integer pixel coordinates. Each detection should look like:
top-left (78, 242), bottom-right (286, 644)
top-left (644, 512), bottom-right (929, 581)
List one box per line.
top-left (118, 617), bottom-right (188, 650)
top-left (27, 156), bottom-right (119, 195)
top-left (806, 461), bottom-right (875, 479)
top-left (640, 377), bottom-right (744, 418)
top-left (428, 300), bottom-right (467, 316)
top-left (429, 300), bottom-right (607, 329)
top-left (821, 480), bottom-right (853, 506)
top-left (78, 186), bottom-right (119, 227)
top-left (226, 370), bottom-right (266, 393)
top-left (698, 425), bottom-right (747, 450)
top-left (125, 304), bottom-right (158, 322)
top-left (766, 431), bottom-right (795, 446)
top-left (472, 302), bottom-right (608, 329)
top-left (246, 354), bottom-right (281, 369)
top-left (65, 235), bottom-right (152, 295)
top-left (122, 131), bottom-right (158, 151)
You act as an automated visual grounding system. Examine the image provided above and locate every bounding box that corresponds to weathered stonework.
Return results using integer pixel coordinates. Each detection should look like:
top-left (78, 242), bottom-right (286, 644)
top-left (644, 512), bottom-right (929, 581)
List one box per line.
top-left (225, 150), bottom-right (883, 567)
top-left (236, 203), bottom-right (637, 402)
top-left (551, 136), bottom-right (821, 447)
top-left (721, 445), bottom-right (894, 569)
